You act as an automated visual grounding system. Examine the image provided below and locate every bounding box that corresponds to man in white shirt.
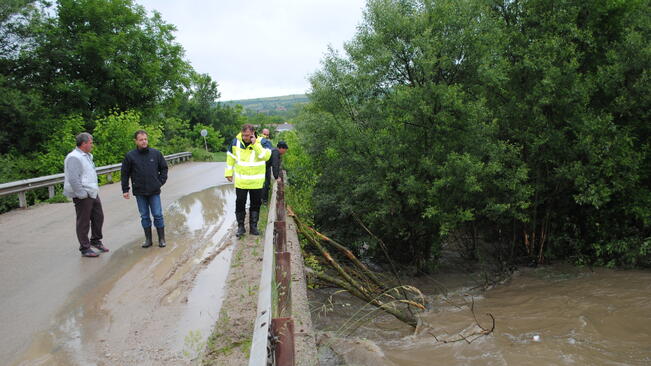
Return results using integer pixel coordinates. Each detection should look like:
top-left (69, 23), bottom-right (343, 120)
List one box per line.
top-left (63, 132), bottom-right (108, 257)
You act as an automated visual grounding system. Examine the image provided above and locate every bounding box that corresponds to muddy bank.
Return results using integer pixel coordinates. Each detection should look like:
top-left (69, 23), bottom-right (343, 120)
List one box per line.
top-left (310, 265), bottom-right (651, 366)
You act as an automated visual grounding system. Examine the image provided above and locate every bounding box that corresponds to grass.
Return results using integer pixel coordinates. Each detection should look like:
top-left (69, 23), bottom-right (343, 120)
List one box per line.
top-left (191, 148), bottom-right (226, 162)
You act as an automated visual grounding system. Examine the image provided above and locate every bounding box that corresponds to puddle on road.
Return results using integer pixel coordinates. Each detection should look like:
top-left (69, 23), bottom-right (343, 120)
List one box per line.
top-left (12, 185), bottom-right (237, 366)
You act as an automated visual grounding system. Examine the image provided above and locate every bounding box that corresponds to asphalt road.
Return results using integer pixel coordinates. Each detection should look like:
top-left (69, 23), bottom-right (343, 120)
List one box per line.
top-left (0, 161), bottom-right (228, 364)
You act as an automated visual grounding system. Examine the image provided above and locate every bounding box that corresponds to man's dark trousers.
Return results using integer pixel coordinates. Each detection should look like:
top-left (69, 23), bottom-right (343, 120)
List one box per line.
top-left (261, 166), bottom-right (271, 203)
top-left (236, 188), bottom-right (263, 214)
top-left (73, 196), bottom-right (104, 251)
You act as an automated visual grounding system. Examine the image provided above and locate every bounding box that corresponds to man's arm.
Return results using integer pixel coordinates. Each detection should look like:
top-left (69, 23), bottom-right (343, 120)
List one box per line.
top-left (225, 140), bottom-right (236, 181)
top-left (271, 149), bottom-right (281, 179)
top-left (261, 137), bottom-right (273, 149)
top-left (158, 151), bottom-right (168, 185)
top-left (252, 140), bottom-right (271, 161)
top-left (120, 153), bottom-right (131, 198)
top-left (66, 157), bottom-right (88, 198)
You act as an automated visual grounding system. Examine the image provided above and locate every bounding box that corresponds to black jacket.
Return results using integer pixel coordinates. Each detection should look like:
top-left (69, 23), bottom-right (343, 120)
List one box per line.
top-left (121, 147), bottom-right (168, 196)
top-left (270, 148), bottom-right (282, 179)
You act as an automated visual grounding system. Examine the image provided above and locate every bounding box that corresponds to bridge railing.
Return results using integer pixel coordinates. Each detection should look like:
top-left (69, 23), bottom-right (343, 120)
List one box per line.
top-left (250, 170), bottom-right (318, 366)
top-left (0, 151), bottom-right (192, 208)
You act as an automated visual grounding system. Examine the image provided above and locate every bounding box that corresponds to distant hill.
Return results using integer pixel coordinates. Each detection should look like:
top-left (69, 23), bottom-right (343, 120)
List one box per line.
top-left (221, 94), bottom-right (309, 116)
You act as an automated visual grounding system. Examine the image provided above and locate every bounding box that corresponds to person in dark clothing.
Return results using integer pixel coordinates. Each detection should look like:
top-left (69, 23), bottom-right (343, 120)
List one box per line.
top-left (121, 130), bottom-right (169, 248)
top-left (262, 141), bottom-right (289, 202)
top-left (260, 128), bottom-right (273, 149)
top-left (270, 141), bottom-right (289, 181)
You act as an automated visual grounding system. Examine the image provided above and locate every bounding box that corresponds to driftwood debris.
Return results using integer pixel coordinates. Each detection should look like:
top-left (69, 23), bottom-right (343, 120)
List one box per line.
top-left (289, 206), bottom-right (424, 328)
top-left (289, 206), bottom-right (495, 343)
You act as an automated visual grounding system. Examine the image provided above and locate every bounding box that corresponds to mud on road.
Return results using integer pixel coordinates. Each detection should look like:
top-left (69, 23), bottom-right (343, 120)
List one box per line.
top-left (11, 184), bottom-right (242, 365)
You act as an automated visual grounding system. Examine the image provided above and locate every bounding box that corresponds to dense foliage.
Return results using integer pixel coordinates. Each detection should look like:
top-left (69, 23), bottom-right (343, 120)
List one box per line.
top-left (294, 0), bottom-right (651, 270)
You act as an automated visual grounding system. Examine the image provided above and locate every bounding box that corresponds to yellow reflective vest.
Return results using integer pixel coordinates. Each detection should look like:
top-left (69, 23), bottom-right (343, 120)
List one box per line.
top-left (225, 132), bottom-right (271, 189)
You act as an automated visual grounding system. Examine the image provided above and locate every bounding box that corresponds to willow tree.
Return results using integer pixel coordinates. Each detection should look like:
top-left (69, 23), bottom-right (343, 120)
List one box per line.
top-left (302, 0), bottom-right (530, 273)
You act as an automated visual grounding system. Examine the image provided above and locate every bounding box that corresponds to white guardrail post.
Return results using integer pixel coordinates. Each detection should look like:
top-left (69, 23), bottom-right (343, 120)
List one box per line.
top-left (0, 151), bottom-right (192, 208)
top-left (249, 181), bottom-right (278, 366)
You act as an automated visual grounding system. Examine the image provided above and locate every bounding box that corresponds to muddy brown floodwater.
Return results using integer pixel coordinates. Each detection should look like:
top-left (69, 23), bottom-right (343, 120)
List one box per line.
top-left (12, 185), bottom-right (236, 365)
top-left (312, 265), bottom-right (651, 366)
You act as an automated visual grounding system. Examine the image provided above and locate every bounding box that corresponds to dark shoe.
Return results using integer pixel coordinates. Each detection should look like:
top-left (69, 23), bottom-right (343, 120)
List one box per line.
top-left (236, 211), bottom-right (246, 237)
top-left (156, 226), bottom-right (166, 247)
top-left (249, 210), bottom-right (260, 235)
top-left (81, 249), bottom-right (100, 257)
top-left (142, 226), bottom-right (153, 248)
top-left (91, 242), bottom-right (109, 252)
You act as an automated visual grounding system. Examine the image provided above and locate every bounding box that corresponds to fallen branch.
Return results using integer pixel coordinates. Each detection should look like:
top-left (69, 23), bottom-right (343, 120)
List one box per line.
top-left (305, 267), bottom-right (418, 327)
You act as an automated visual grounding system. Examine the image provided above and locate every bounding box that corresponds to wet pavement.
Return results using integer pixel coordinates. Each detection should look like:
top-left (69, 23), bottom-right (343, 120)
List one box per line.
top-left (0, 162), bottom-right (236, 365)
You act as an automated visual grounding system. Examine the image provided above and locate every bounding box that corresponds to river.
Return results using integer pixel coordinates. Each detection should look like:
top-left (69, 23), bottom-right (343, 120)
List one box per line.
top-left (311, 265), bottom-right (651, 365)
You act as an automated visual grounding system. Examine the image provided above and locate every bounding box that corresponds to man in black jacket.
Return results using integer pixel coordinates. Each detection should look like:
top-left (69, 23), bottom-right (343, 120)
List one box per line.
top-left (270, 141), bottom-right (288, 183)
top-left (121, 130), bottom-right (169, 248)
top-left (262, 140), bottom-right (287, 203)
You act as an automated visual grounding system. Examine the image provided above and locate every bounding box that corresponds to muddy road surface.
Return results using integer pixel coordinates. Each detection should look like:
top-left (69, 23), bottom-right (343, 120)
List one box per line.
top-left (0, 162), bottom-right (236, 365)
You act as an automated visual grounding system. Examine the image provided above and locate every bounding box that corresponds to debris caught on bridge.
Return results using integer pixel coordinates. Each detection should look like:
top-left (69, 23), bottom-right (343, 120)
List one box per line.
top-left (288, 206), bottom-right (495, 343)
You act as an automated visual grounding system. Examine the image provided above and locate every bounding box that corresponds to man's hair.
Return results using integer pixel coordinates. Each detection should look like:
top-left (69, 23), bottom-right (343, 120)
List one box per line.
top-left (277, 141), bottom-right (289, 149)
top-left (241, 124), bottom-right (255, 132)
top-left (134, 129), bottom-right (148, 139)
top-left (76, 132), bottom-right (93, 147)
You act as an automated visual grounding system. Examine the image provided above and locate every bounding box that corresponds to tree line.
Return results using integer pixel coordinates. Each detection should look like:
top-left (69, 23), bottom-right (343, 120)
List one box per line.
top-left (0, 0), bottom-right (279, 212)
top-left (284, 0), bottom-right (651, 272)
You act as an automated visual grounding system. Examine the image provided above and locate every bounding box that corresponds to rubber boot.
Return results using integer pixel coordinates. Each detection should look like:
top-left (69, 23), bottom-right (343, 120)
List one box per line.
top-left (236, 212), bottom-right (246, 237)
top-left (142, 226), bottom-right (153, 248)
top-left (156, 226), bottom-right (166, 247)
top-left (249, 210), bottom-right (260, 235)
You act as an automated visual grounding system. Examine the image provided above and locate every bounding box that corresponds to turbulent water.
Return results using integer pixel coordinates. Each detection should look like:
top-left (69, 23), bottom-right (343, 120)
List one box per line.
top-left (311, 265), bottom-right (651, 366)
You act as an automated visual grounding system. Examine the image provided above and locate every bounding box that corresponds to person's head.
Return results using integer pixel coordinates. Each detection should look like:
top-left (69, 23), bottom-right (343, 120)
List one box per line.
top-left (76, 132), bottom-right (94, 153)
top-left (277, 141), bottom-right (288, 155)
top-left (262, 128), bottom-right (270, 137)
top-left (134, 130), bottom-right (149, 149)
top-left (241, 124), bottom-right (256, 143)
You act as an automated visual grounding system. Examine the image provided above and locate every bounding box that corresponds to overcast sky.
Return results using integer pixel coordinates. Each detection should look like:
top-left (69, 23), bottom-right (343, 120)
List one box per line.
top-left (135, 0), bottom-right (367, 101)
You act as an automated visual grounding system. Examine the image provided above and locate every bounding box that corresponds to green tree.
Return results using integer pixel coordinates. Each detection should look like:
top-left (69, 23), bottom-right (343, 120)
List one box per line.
top-left (20, 0), bottom-right (191, 120)
top-left (0, 0), bottom-right (53, 154)
top-left (302, 0), bottom-right (530, 272)
top-left (92, 110), bottom-right (161, 166)
top-left (192, 123), bottom-right (222, 151)
top-left (485, 0), bottom-right (651, 265)
top-left (36, 114), bottom-right (84, 175)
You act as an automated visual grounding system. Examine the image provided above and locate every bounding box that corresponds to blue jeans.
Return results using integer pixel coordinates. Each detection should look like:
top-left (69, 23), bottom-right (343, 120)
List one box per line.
top-left (135, 194), bottom-right (164, 228)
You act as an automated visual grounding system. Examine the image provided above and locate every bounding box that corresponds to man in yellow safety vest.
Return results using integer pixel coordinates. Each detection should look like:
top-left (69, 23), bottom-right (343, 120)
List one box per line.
top-left (225, 124), bottom-right (271, 237)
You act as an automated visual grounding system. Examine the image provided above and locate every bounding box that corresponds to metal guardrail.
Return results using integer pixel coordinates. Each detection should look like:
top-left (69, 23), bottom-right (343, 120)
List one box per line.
top-left (0, 151), bottom-right (192, 208)
top-left (249, 179), bottom-right (279, 366)
top-left (250, 173), bottom-right (298, 366)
